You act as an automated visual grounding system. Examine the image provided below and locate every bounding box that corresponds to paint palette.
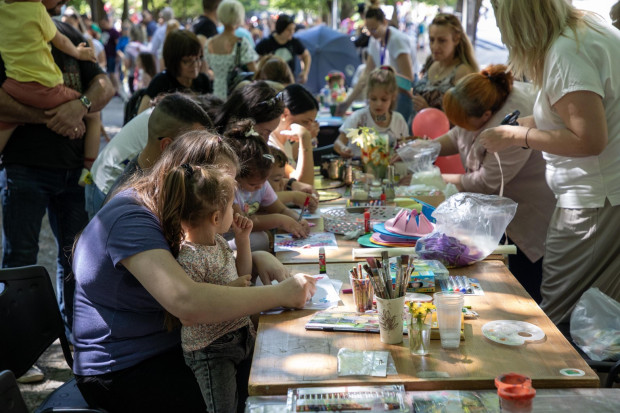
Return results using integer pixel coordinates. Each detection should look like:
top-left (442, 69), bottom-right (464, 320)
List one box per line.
top-left (482, 320), bottom-right (545, 346)
top-left (286, 385), bottom-right (408, 412)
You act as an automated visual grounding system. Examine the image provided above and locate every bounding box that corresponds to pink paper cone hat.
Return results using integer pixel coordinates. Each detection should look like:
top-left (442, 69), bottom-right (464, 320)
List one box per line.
top-left (384, 209), bottom-right (434, 237)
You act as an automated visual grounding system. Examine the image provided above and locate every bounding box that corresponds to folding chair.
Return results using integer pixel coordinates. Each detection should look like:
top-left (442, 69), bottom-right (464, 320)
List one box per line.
top-left (0, 265), bottom-right (107, 412)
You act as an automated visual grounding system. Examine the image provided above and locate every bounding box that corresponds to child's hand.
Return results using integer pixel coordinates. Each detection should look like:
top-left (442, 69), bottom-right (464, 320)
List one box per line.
top-left (77, 43), bottom-right (97, 62)
top-left (280, 123), bottom-right (311, 142)
top-left (281, 216), bottom-right (310, 238)
top-left (232, 213), bottom-right (253, 238)
top-left (227, 274), bottom-right (252, 287)
top-left (293, 192), bottom-right (318, 213)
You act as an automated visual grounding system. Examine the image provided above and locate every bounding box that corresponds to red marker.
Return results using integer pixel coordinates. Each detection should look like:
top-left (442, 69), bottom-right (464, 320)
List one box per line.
top-left (298, 196), bottom-right (310, 222)
top-left (364, 210), bottom-right (371, 233)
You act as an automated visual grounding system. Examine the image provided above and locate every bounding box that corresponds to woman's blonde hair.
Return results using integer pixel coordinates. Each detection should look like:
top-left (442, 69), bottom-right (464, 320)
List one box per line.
top-left (217, 0), bottom-right (245, 27)
top-left (423, 13), bottom-right (479, 74)
top-left (493, 0), bottom-right (589, 88)
top-left (443, 64), bottom-right (513, 130)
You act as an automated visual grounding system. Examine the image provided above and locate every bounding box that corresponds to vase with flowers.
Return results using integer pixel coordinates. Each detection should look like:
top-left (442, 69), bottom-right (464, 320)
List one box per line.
top-left (346, 126), bottom-right (390, 180)
top-left (407, 301), bottom-right (435, 356)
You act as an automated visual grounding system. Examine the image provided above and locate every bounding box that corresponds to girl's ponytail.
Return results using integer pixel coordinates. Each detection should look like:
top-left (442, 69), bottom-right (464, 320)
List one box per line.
top-left (158, 165), bottom-right (190, 258)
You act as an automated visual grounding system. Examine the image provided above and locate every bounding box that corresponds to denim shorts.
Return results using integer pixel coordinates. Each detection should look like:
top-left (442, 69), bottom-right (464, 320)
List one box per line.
top-left (183, 324), bottom-right (255, 413)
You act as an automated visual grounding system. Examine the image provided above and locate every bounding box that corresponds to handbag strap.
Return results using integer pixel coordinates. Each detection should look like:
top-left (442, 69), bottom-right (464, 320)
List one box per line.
top-left (234, 40), bottom-right (242, 67)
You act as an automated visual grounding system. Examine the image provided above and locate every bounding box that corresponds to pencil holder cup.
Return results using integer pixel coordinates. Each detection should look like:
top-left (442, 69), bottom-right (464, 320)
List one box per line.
top-left (349, 275), bottom-right (374, 313)
top-left (375, 296), bottom-right (406, 344)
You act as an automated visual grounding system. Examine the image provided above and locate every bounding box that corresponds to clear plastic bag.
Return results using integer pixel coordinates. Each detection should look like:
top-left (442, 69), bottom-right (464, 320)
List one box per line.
top-left (396, 139), bottom-right (441, 173)
top-left (570, 288), bottom-right (620, 361)
top-left (415, 193), bottom-right (517, 267)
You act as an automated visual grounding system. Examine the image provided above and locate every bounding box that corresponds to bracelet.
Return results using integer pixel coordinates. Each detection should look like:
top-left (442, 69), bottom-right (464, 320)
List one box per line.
top-left (84, 157), bottom-right (96, 162)
top-left (522, 127), bottom-right (532, 149)
top-left (285, 177), bottom-right (297, 191)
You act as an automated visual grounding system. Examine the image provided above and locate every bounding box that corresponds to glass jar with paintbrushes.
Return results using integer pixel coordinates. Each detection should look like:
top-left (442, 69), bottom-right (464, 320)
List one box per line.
top-left (348, 263), bottom-right (373, 313)
top-left (361, 252), bottom-right (413, 344)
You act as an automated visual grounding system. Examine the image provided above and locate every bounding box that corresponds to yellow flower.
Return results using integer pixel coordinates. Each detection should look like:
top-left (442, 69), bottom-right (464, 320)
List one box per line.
top-left (407, 302), bottom-right (435, 325)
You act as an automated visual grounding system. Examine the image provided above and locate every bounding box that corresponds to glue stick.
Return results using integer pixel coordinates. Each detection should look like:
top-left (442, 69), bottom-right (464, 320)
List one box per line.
top-left (364, 210), bottom-right (371, 233)
top-left (319, 247), bottom-right (326, 274)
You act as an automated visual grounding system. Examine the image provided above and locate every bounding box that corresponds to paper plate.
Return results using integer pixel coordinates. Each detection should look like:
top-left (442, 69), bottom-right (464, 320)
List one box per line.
top-left (314, 179), bottom-right (345, 190)
top-left (357, 233), bottom-right (383, 248)
top-left (317, 190), bottom-right (342, 202)
top-left (405, 292), bottom-right (433, 302)
top-left (372, 223), bottom-right (420, 240)
top-left (482, 320), bottom-right (545, 346)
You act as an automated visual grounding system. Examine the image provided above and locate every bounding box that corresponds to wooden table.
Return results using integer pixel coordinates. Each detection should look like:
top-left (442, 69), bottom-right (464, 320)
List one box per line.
top-left (248, 261), bottom-right (599, 395)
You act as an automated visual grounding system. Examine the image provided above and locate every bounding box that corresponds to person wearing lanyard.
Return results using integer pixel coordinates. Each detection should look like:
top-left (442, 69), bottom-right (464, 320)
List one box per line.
top-left (335, 7), bottom-right (415, 124)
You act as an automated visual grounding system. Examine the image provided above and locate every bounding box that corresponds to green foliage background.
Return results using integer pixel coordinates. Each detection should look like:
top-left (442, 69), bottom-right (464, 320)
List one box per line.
top-left (67, 0), bottom-right (456, 21)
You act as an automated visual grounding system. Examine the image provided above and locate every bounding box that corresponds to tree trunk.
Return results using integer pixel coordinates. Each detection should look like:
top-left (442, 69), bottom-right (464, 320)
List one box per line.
top-left (122, 0), bottom-right (129, 21)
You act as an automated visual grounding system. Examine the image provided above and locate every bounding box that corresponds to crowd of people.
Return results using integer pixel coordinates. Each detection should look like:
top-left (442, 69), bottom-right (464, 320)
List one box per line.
top-left (2, 0), bottom-right (620, 411)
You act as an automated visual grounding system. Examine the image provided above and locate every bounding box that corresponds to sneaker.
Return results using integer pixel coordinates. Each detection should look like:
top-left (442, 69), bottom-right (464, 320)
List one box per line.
top-left (16, 365), bottom-right (45, 384)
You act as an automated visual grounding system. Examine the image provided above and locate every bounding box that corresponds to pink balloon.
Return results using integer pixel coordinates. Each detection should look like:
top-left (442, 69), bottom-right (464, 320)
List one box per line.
top-left (436, 155), bottom-right (466, 174)
top-left (412, 108), bottom-right (450, 139)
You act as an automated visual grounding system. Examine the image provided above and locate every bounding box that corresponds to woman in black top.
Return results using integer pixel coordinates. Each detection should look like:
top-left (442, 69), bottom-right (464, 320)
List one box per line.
top-left (137, 30), bottom-right (212, 113)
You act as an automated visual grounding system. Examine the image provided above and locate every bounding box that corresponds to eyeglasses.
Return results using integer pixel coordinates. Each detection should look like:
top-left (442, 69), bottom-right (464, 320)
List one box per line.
top-left (181, 56), bottom-right (202, 66)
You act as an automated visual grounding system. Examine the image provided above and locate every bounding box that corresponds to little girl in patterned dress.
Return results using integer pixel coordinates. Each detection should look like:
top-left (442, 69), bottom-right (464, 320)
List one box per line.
top-left (163, 163), bottom-right (255, 413)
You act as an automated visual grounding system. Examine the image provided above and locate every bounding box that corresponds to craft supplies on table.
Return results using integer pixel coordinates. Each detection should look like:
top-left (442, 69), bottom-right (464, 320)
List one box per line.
top-left (438, 277), bottom-right (484, 295)
top-left (322, 206), bottom-right (405, 235)
top-left (286, 385), bottom-right (408, 412)
top-left (274, 232), bottom-right (338, 252)
top-left (337, 349), bottom-right (390, 377)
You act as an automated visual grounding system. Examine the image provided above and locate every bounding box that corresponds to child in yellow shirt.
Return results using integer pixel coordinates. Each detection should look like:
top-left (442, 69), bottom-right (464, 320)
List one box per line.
top-left (0, 0), bottom-right (100, 178)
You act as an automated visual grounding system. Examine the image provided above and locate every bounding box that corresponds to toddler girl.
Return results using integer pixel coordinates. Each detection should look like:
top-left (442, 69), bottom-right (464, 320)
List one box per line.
top-left (225, 119), bottom-right (310, 251)
top-left (268, 146), bottom-right (318, 213)
top-left (0, 0), bottom-right (100, 174)
top-left (334, 66), bottom-right (409, 158)
top-left (163, 163), bottom-right (255, 413)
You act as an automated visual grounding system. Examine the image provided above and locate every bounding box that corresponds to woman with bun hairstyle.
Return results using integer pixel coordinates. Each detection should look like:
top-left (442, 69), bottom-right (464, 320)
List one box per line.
top-left (438, 64), bottom-right (554, 302)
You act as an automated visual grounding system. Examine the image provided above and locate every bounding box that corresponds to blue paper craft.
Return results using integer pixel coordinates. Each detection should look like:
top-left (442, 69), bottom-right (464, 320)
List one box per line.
top-left (372, 223), bottom-right (421, 240)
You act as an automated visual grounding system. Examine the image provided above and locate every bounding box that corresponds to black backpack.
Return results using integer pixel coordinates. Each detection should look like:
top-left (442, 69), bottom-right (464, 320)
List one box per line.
top-left (123, 88), bottom-right (147, 125)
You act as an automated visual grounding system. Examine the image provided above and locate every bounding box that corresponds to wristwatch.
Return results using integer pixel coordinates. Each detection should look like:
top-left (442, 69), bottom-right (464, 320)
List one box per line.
top-left (285, 177), bottom-right (297, 191)
top-left (79, 95), bottom-right (92, 112)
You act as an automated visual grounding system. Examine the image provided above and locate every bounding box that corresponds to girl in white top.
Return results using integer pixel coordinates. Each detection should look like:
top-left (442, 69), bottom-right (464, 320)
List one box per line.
top-left (334, 66), bottom-right (409, 158)
top-left (479, 0), bottom-right (620, 324)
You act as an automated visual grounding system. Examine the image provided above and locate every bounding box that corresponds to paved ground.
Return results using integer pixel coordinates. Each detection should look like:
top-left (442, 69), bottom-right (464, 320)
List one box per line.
top-left (6, 96), bottom-right (124, 411)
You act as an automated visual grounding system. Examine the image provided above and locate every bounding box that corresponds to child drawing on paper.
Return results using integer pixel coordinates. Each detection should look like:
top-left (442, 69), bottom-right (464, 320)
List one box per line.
top-left (225, 119), bottom-right (310, 250)
top-left (164, 163), bottom-right (255, 412)
top-left (268, 146), bottom-right (318, 213)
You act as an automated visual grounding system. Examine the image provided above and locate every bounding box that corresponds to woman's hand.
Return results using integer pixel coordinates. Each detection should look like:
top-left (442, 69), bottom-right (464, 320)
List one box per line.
top-left (478, 125), bottom-right (520, 153)
top-left (412, 94), bottom-right (429, 113)
top-left (252, 251), bottom-right (290, 285)
top-left (278, 273), bottom-right (317, 308)
top-left (232, 212), bottom-right (253, 238)
top-left (227, 274), bottom-right (252, 287)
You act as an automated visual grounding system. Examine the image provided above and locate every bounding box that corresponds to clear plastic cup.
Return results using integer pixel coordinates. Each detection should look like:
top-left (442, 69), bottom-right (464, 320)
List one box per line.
top-left (433, 291), bottom-right (464, 349)
top-left (349, 275), bottom-right (374, 313)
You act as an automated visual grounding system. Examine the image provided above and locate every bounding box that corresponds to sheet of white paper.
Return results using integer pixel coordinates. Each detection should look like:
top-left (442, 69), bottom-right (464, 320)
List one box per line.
top-left (274, 232), bottom-right (338, 252)
top-left (260, 275), bottom-right (342, 313)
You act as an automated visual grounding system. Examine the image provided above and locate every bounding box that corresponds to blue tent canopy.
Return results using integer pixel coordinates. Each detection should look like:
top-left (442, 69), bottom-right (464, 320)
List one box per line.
top-left (297, 25), bottom-right (361, 94)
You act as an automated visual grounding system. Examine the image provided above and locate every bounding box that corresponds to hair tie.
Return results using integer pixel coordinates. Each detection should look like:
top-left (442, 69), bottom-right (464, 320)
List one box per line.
top-left (245, 127), bottom-right (260, 138)
top-left (180, 164), bottom-right (193, 176)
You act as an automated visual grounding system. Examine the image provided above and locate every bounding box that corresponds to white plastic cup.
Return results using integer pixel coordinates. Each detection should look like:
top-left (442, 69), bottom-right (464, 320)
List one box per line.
top-left (375, 295), bottom-right (406, 344)
top-left (434, 291), bottom-right (464, 349)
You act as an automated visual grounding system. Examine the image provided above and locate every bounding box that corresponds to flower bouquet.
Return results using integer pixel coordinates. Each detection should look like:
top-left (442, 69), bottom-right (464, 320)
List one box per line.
top-left (346, 126), bottom-right (390, 180)
top-left (406, 301), bottom-right (435, 355)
